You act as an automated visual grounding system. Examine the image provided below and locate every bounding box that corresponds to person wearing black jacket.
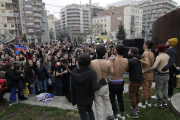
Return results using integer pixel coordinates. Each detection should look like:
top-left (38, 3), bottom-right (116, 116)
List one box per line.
top-left (5, 62), bottom-right (23, 103)
top-left (71, 54), bottom-right (107, 120)
top-left (34, 60), bottom-right (50, 93)
top-left (15, 64), bottom-right (28, 101)
top-left (161, 38), bottom-right (178, 100)
top-left (127, 47), bottom-right (143, 119)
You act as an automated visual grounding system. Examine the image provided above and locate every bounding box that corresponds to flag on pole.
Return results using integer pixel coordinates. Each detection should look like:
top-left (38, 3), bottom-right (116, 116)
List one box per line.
top-left (15, 45), bottom-right (27, 54)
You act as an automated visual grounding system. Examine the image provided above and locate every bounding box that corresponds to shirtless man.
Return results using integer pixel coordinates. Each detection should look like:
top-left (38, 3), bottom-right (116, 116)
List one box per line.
top-left (90, 44), bottom-right (114, 120)
top-left (143, 44), bottom-right (170, 108)
top-left (135, 40), bottom-right (155, 108)
top-left (109, 45), bottom-right (128, 120)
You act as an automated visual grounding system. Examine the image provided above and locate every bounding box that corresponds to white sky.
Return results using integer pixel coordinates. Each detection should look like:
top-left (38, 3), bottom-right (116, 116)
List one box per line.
top-left (42, 0), bottom-right (180, 19)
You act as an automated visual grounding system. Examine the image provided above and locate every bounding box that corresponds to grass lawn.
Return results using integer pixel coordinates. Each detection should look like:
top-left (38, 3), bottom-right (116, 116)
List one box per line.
top-left (118, 88), bottom-right (180, 120)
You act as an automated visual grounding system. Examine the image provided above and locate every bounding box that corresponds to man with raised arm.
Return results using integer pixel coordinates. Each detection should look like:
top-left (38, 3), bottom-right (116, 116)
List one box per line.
top-left (90, 44), bottom-right (114, 120)
top-left (143, 44), bottom-right (170, 108)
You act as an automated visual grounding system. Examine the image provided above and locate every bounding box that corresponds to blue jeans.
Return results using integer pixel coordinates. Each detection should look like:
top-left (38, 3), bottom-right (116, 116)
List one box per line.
top-left (31, 79), bottom-right (37, 94)
top-left (39, 79), bottom-right (48, 93)
top-left (55, 80), bottom-right (63, 96)
top-left (10, 87), bottom-right (17, 102)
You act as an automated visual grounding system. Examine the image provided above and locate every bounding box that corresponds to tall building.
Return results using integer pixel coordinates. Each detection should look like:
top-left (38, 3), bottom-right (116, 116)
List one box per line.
top-left (48, 14), bottom-right (58, 40)
top-left (95, 5), bottom-right (143, 39)
top-left (137, 0), bottom-right (178, 39)
top-left (59, 3), bottom-right (105, 35)
top-left (19, 0), bottom-right (42, 42)
top-left (0, 0), bottom-right (21, 36)
top-left (106, 0), bottom-right (133, 9)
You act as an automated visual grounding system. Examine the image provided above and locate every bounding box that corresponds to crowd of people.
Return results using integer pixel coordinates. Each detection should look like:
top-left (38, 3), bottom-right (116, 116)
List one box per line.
top-left (0, 38), bottom-right (179, 120)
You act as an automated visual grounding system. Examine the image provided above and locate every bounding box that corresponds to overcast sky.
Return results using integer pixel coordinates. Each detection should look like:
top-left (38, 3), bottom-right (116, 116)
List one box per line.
top-left (42, 0), bottom-right (180, 19)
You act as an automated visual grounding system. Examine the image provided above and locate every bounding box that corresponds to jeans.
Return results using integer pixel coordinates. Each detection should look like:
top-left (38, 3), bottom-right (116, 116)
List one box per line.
top-left (109, 82), bottom-right (124, 114)
top-left (55, 80), bottom-right (63, 96)
top-left (39, 79), bottom-right (48, 93)
top-left (168, 73), bottom-right (175, 97)
top-left (94, 85), bottom-right (113, 120)
top-left (142, 72), bottom-right (153, 102)
top-left (155, 75), bottom-right (169, 104)
top-left (10, 87), bottom-right (17, 102)
top-left (31, 79), bottom-right (37, 94)
top-left (129, 82), bottom-right (142, 108)
top-left (77, 102), bottom-right (95, 120)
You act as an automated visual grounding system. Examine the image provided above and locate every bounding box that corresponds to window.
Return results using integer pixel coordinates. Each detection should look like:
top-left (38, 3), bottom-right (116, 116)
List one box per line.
top-left (117, 17), bottom-right (122, 20)
top-left (2, 10), bottom-right (5, 14)
top-left (98, 19), bottom-right (99, 22)
top-left (25, 5), bottom-right (32, 8)
top-left (11, 24), bottom-right (14, 27)
top-left (132, 9), bottom-right (133, 13)
top-left (25, 0), bottom-right (31, 1)
top-left (112, 18), bottom-right (114, 31)
top-left (104, 18), bottom-right (106, 21)
top-left (25, 11), bottom-right (32, 14)
top-left (94, 20), bottom-right (96, 23)
top-left (117, 11), bottom-right (122, 14)
top-left (117, 22), bottom-right (122, 26)
top-left (1, 4), bottom-right (4, 7)
top-left (101, 19), bottom-right (103, 22)
top-left (106, 13), bottom-right (108, 15)
top-left (112, 12), bottom-right (114, 15)
top-left (4, 24), bottom-right (7, 27)
top-left (105, 24), bottom-right (106, 27)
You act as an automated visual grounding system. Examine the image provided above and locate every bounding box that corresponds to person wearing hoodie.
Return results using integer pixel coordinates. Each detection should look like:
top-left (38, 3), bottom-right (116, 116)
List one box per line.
top-left (15, 64), bottom-right (28, 101)
top-left (71, 53), bottom-right (107, 120)
top-left (127, 47), bottom-right (143, 119)
top-left (5, 62), bottom-right (23, 103)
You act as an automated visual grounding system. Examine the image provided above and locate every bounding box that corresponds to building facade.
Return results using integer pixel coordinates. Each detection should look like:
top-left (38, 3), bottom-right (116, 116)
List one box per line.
top-left (0, 0), bottom-right (21, 35)
top-left (137, 0), bottom-right (178, 39)
top-left (19, 0), bottom-right (42, 41)
top-left (96, 5), bottom-right (143, 40)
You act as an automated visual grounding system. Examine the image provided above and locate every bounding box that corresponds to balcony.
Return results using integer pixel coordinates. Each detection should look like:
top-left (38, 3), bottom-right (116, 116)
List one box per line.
top-left (28, 31), bottom-right (34, 33)
top-left (33, 2), bottom-right (42, 6)
top-left (35, 25), bottom-right (40, 28)
top-left (67, 14), bottom-right (80, 17)
top-left (33, 8), bottom-right (42, 11)
top-left (6, 6), bottom-right (19, 11)
top-left (34, 19), bottom-right (41, 22)
top-left (67, 10), bottom-right (80, 13)
top-left (34, 13), bottom-right (41, 17)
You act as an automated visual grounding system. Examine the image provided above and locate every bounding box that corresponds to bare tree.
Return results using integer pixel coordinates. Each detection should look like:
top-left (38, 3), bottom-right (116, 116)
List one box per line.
top-left (92, 23), bottom-right (103, 37)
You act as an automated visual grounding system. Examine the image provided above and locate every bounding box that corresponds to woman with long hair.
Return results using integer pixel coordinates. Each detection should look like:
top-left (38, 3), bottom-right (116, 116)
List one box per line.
top-left (24, 59), bottom-right (35, 94)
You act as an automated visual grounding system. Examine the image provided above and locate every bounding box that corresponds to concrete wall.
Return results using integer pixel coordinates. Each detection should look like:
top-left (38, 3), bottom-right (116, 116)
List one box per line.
top-left (152, 8), bottom-right (180, 66)
top-left (106, 0), bottom-right (133, 9)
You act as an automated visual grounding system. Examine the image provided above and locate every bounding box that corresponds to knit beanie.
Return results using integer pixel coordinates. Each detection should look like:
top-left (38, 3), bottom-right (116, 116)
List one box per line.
top-left (155, 44), bottom-right (165, 52)
top-left (168, 38), bottom-right (178, 47)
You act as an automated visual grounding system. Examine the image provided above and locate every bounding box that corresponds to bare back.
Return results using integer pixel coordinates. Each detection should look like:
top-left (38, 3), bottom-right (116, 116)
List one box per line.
top-left (157, 53), bottom-right (170, 73)
top-left (109, 56), bottom-right (128, 80)
top-left (90, 59), bottom-right (112, 82)
top-left (142, 51), bottom-right (155, 70)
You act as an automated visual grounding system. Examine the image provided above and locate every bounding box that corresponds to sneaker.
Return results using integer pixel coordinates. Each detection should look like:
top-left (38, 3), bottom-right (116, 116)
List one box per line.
top-left (139, 103), bottom-right (146, 108)
top-left (131, 107), bottom-right (140, 112)
top-left (12, 100), bottom-right (21, 104)
top-left (146, 102), bottom-right (152, 107)
top-left (163, 103), bottom-right (168, 107)
top-left (152, 95), bottom-right (157, 100)
top-left (127, 113), bottom-right (139, 119)
top-left (114, 114), bottom-right (118, 120)
top-left (117, 114), bottom-right (125, 120)
top-left (154, 103), bottom-right (163, 108)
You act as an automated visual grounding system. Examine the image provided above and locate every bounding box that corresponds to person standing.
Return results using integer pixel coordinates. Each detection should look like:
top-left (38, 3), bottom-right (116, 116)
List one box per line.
top-left (109, 45), bottom-right (128, 120)
top-left (134, 40), bottom-right (155, 108)
top-left (127, 47), bottom-right (143, 119)
top-left (90, 44), bottom-right (114, 120)
top-left (161, 38), bottom-right (178, 101)
top-left (71, 53), bottom-right (107, 120)
top-left (143, 44), bottom-right (170, 108)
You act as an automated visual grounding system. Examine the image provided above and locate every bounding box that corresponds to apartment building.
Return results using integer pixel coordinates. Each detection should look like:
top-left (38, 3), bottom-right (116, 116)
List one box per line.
top-left (137, 0), bottom-right (178, 39)
top-left (59, 3), bottom-right (105, 35)
top-left (96, 5), bottom-right (143, 39)
top-left (0, 0), bottom-right (21, 35)
top-left (19, 0), bottom-right (42, 41)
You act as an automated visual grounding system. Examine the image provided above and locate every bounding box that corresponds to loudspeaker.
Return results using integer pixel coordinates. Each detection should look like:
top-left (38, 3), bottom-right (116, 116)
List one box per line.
top-left (123, 40), bottom-right (133, 47)
top-left (134, 39), bottom-right (144, 51)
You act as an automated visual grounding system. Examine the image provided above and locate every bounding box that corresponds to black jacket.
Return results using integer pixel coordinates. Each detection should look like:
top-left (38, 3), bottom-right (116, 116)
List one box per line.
top-left (34, 66), bottom-right (50, 81)
top-left (25, 69), bottom-right (33, 85)
top-left (71, 67), bottom-right (106, 106)
top-left (128, 54), bottom-right (143, 83)
top-left (5, 70), bottom-right (22, 89)
top-left (16, 71), bottom-right (26, 90)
